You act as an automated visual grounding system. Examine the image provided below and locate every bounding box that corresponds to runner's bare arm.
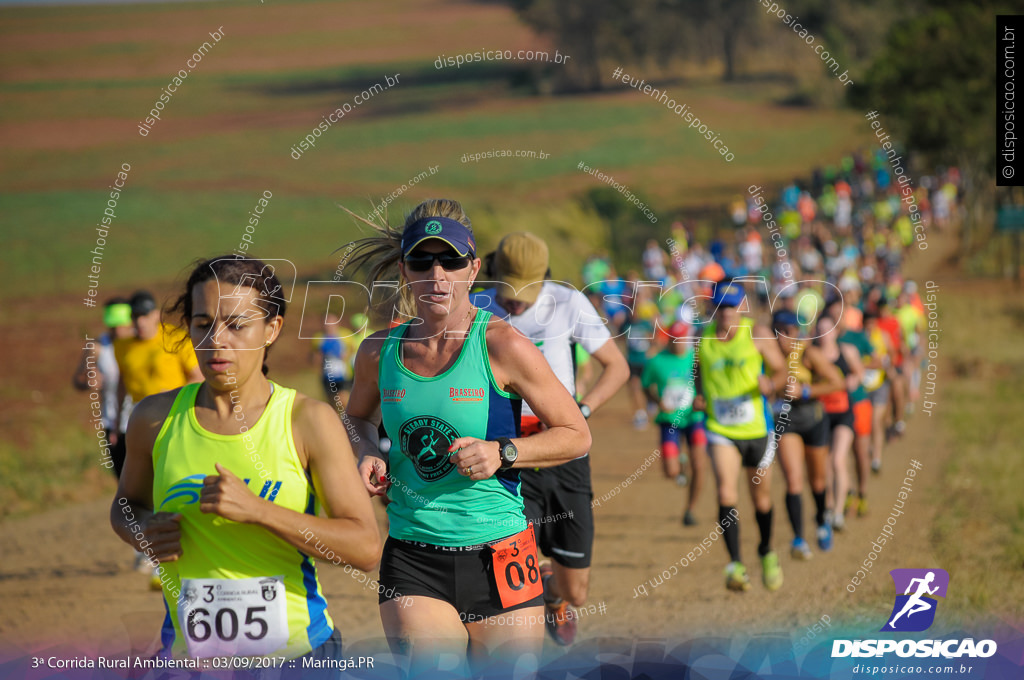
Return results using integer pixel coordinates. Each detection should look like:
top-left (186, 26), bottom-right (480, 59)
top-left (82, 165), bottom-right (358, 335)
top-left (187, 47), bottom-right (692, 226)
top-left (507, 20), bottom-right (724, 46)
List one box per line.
top-left (840, 342), bottom-right (865, 392)
top-left (450, 321), bottom-right (590, 473)
top-left (114, 376), bottom-right (127, 435)
top-left (753, 325), bottom-right (788, 393)
top-left (804, 345), bottom-right (845, 397)
top-left (198, 394), bottom-right (381, 570)
top-left (578, 338), bottom-right (629, 412)
top-left (72, 344), bottom-right (98, 391)
top-left (346, 330), bottom-right (389, 495)
top-left (111, 390), bottom-right (181, 562)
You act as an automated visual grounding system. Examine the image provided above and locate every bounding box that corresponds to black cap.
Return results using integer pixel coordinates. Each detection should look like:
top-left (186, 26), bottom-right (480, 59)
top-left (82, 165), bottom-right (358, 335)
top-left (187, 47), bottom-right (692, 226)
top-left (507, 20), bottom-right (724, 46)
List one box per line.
top-left (129, 290), bottom-right (157, 317)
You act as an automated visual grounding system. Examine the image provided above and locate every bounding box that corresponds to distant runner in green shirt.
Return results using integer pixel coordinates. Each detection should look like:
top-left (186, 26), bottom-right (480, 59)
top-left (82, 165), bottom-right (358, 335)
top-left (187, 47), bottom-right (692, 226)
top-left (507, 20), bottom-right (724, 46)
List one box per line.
top-left (641, 321), bottom-right (707, 526)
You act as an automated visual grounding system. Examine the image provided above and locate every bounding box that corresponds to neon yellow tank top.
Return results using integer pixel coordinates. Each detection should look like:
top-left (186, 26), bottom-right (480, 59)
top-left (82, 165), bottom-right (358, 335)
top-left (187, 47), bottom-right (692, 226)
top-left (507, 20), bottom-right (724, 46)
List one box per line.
top-left (783, 342), bottom-right (812, 386)
top-left (152, 382), bottom-right (333, 659)
top-left (700, 318), bottom-right (771, 439)
top-left (863, 327), bottom-right (888, 391)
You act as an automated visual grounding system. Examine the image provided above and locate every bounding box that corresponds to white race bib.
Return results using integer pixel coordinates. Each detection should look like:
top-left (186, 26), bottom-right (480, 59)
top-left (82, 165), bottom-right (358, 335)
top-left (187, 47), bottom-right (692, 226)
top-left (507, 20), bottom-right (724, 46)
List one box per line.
top-left (662, 382), bottom-right (694, 412)
top-left (713, 395), bottom-right (755, 426)
top-left (179, 576), bottom-right (288, 658)
top-left (862, 368), bottom-right (882, 391)
top-left (323, 357), bottom-right (349, 381)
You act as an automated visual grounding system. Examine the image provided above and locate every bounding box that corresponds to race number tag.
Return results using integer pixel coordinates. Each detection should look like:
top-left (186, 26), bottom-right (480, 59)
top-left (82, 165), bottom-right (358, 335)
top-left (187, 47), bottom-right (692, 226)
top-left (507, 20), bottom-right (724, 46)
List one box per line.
top-left (713, 395), bottom-right (755, 426)
top-left (662, 381), bottom-right (694, 412)
top-left (490, 524), bottom-right (544, 608)
top-left (862, 369), bottom-right (882, 391)
top-left (179, 576), bottom-right (288, 658)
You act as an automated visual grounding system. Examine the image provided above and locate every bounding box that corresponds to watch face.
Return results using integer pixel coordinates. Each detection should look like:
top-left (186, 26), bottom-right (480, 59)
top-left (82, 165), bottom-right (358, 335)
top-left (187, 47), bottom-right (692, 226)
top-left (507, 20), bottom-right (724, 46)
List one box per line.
top-left (502, 443), bottom-right (518, 462)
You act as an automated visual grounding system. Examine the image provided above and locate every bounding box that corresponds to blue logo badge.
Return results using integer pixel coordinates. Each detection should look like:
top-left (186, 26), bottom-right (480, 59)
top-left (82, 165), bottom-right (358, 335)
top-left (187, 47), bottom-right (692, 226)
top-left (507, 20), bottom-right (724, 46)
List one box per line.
top-left (882, 568), bottom-right (950, 632)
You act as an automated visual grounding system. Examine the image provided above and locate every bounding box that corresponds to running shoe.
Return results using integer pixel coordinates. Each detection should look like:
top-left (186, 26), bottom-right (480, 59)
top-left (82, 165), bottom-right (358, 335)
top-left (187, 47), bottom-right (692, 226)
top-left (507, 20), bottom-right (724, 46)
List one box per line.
top-left (674, 473), bottom-right (688, 487)
top-left (893, 420), bottom-right (906, 436)
top-left (724, 562), bottom-right (751, 592)
top-left (633, 410), bottom-right (648, 430)
top-left (761, 551), bottom-right (783, 591)
top-left (843, 493), bottom-right (855, 515)
top-left (857, 497), bottom-right (869, 517)
top-left (683, 510), bottom-right (697, 526)
top-left (540, 562), bottom-right (577, 646)
top-left (871, 459), bottom-right (882, 474)
top-left (832, 513), bottom-right (846, 532)
top-left (816, 523), bottom-right (834, 552)
top-left (790, 537), bottom-right (813, 560)
top-left (544, 599), bottom-right (577, 646)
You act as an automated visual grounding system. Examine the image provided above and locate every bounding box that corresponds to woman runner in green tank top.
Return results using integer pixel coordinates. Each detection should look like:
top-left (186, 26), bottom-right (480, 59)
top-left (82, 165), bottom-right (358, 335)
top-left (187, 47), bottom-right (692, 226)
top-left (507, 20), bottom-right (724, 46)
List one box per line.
top-left (343, 200), bottom-right (591, 677)
top-left (111, 257), bottom-right (380, 662)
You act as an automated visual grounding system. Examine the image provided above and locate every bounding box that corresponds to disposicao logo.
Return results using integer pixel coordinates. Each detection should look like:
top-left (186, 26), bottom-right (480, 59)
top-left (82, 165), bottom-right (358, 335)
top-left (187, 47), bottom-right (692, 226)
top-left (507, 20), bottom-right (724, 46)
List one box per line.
top-left (832, 568), bottom-right (997, 660)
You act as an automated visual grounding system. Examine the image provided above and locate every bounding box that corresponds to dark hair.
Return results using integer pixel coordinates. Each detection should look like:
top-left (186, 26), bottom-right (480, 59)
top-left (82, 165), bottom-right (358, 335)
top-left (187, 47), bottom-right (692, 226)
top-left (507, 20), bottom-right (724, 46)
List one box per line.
top-left (166, 256), bottom-right (286, 376)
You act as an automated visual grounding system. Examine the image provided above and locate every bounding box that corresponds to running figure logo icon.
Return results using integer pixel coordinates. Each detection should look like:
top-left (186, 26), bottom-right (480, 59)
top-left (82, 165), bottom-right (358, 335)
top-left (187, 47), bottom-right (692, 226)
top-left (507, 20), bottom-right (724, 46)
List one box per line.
top-left (399, 416), bottom-right (459, 481)
top-left (424, 220), bottom-right (443, 234)
top-left (882, 568), bottom-right (950, 632)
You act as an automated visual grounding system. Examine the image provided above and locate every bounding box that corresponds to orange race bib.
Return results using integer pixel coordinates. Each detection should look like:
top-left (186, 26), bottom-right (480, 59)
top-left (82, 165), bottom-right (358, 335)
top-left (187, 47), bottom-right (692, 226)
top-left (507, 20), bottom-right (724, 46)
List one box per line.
top-left (820, 389), bottom-right (850, 414)
top-left (490, 524), bottom-right (543, 608)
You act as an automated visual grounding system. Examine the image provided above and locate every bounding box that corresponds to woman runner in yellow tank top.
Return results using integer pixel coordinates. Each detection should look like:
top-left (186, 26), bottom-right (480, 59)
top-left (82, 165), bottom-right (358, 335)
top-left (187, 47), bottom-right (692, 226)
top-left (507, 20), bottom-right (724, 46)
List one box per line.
top-left (696, 281), bottom-right (790, 593)
top-left (111, 256), bottom-right (380, 662)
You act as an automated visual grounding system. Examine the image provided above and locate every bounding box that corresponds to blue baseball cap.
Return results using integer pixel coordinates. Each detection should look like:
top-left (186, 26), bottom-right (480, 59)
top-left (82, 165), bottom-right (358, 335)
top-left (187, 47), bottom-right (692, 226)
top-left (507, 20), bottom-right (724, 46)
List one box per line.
top-left (401, 217), bottom-right (476, 258)
top-left (711, 280), bottom-right (745, 308)
top-left (772, 309), bottom-right (800, 328)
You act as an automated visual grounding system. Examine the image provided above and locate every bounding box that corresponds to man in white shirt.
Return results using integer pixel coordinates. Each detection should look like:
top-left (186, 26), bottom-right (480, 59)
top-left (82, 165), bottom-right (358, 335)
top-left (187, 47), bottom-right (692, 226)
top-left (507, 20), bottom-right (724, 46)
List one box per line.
top-left (472, 232), bottom-right (629, 646)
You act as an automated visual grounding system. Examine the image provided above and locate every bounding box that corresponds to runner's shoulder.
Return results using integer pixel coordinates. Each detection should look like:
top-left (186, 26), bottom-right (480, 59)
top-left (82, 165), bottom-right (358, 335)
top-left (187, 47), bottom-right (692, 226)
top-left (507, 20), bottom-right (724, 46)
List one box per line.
top-left (354, 328), bottom-right (390, 361)
top-left (128, 388), bottom-right (182, 430)
top-left (484, 316), bottom-right (539, 360)
top-left (290, 390), bottom-right (336, 426)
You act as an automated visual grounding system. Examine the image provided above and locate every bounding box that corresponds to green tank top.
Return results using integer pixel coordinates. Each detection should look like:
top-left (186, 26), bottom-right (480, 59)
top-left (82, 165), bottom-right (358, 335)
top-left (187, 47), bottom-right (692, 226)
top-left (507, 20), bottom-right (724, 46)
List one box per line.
top-left (700, 317), bottom-right (771, 439)
top-left (379, 310), bottom-right (526, 546)
top-left (152, 382), bottom-right (333, 659)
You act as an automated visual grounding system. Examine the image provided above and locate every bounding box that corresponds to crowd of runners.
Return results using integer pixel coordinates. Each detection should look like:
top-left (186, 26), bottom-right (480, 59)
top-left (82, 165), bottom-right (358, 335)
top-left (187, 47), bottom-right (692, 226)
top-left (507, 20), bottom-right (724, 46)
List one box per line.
top-left (72, 150), bottom-right (961, 674)
top-left (577, 151), bottom-right (961, 591)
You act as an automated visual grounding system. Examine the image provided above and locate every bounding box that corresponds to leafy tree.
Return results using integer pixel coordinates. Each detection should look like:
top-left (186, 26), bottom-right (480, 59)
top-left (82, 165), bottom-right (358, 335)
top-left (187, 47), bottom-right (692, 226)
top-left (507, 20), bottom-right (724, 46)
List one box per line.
top-left (851, 2), bottom-right (997, 252)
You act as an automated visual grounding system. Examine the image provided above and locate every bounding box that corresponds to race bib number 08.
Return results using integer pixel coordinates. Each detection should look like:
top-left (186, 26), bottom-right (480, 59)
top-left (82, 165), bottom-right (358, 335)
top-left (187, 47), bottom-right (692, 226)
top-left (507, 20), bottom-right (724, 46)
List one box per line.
top-left (490, 524), bottom-right (544, 608)
top-left (179, 576), bottom-right (288, 658)
top-left (713, 394), bottom-right (755, 426)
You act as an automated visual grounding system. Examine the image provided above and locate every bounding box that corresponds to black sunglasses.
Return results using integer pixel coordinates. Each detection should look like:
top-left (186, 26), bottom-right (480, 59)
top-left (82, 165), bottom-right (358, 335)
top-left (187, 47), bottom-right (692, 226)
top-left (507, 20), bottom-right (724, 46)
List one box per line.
top-left (404, 250), bottom-right (473, 272)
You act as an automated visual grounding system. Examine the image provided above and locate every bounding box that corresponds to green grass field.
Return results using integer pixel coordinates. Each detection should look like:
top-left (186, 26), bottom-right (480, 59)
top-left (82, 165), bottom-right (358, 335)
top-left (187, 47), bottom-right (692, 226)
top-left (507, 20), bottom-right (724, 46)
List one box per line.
top-left (929, 286), bottom-right (1024, 622)
top-left (0, 0), bottom-right (869, 305)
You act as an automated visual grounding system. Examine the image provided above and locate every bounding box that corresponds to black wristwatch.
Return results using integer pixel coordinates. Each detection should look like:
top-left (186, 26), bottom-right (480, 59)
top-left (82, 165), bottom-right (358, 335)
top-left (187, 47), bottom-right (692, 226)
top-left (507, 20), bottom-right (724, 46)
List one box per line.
top-left (497, 437), bottom-right (518, 470)
top-left (578, 402), bottom-right (592, 419)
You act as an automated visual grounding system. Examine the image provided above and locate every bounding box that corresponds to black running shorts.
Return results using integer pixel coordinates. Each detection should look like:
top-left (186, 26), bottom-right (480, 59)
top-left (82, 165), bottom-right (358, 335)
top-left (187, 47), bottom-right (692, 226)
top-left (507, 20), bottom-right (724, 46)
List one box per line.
top-left (378, 536), bottom-right (544, 619)
top-left (520, 456), bottom-right (594, 570)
